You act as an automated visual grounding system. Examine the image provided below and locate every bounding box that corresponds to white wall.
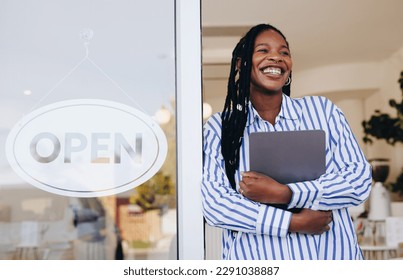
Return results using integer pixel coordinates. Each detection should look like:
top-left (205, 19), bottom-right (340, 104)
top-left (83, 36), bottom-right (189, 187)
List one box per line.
top-left (294, 49), bottom-right (403, 184)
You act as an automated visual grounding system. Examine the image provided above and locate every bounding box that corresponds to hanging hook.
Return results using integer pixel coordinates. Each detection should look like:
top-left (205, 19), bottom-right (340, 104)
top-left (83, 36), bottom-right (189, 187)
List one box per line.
top-left (80, 28), bottom-right (94, 58)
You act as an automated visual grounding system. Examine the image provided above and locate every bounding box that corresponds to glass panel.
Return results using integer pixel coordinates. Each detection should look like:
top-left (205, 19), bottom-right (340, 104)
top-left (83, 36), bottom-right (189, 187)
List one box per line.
top-left (0, 0), bottom-right (177, 260)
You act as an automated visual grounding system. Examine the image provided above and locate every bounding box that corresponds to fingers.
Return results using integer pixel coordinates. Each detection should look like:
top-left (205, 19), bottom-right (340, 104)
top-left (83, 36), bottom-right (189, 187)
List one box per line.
top-left (239, 181), bottom-right (246, 196)
top-left (320, 210), bottom-right (333, 222)
top-left (313, 223), bottom-right (331, 235)
top-left (299, 209), bottom-right (333, 235)
top-left (321, 212), bottom-right (333, 234)
top-left (241, 171), bottom-right (261, 178)
top-left (328, 212), bottom-right (333, 223)
top-left (323, 210), bottom-right (333, 224)
top-left (240, 172), bottom-right (261, 186)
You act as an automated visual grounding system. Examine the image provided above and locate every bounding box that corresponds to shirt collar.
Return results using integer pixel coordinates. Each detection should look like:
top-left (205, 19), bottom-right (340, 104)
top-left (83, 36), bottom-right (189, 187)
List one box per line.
top-left (246, 94), bottom-right (301, 126)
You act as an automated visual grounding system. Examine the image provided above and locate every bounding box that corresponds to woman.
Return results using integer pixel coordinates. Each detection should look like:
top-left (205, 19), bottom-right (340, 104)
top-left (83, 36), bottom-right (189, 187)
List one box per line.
top-left (201, 23), bottom-right (372, 260)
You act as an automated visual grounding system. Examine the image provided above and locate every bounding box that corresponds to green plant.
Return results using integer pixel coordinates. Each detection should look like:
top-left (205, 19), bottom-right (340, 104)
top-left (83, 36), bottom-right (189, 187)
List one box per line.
top-left (129, 171), bottom-right (175, 211)
top-left (362, 71), bottom-right (403, 194)
top-left (390, 172), bottom-right (403, 196)
top-left (362, 71), bottom-right (403, 145)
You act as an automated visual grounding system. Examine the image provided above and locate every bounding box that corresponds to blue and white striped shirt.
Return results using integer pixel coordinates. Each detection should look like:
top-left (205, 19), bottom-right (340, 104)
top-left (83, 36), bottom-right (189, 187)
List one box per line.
top-left (201, 94), bottom-right (372, 260)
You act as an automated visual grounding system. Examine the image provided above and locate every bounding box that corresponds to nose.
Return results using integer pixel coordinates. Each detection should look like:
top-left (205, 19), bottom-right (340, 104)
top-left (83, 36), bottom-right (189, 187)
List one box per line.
top-left (266, 57), bottom-right (282, 64)
top-left (266, 52), bottom-right (283, 63)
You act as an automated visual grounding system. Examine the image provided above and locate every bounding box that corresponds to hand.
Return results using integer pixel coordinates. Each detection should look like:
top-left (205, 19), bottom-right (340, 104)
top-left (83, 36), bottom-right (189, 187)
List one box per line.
top-left (239, 171), bottom-right (292, 204)
top-left (289, 208), bottom-right (333, 235)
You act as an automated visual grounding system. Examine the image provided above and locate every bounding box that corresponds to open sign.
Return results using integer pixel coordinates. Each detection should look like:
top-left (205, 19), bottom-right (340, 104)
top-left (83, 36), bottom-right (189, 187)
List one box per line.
top-left (6, 99), bottom-right (167, 197)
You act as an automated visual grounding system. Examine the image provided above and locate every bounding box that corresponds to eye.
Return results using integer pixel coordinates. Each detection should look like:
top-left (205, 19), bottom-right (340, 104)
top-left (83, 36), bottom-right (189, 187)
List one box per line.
top-left (280, 50), bottom-right (290, 56)
top-left (256, 48), bottom-right (268, 53)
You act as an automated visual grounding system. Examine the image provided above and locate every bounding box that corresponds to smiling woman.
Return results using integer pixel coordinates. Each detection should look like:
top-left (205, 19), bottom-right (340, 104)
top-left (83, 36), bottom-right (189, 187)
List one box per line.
top-left (251, 29), bottom-right (292, 95)
top-left (201, 23), bottom-right (372, 260)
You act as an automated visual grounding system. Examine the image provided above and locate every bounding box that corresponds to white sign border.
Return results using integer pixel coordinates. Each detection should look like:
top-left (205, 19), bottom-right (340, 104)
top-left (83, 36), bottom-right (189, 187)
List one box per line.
top-left (6, 99), bottom-right (168, 197)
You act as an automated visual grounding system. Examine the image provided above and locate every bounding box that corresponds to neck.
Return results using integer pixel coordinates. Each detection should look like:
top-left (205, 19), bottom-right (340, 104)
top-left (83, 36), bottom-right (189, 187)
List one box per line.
top-left (250, 92), bottom-right (283, 125)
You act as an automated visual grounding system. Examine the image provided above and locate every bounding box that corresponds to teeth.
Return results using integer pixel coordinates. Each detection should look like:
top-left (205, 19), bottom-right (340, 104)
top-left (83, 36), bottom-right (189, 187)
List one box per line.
top-left (263, 67), bottom-right (282, 75)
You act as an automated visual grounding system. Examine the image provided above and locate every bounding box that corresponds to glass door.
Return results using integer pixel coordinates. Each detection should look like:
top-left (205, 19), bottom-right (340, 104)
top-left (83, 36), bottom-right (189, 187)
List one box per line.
top-left (0, 0), bottom-right (203, 260)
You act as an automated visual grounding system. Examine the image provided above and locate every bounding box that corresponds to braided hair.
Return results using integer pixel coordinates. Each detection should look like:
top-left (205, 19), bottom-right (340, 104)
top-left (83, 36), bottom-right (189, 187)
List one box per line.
top-left (221, 23), bottom-right (291, 189)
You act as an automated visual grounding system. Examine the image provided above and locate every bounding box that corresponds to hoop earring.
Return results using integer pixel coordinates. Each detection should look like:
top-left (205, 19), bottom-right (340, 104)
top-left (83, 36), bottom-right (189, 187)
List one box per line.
top-left (284, 76), bottom-right (291, 86)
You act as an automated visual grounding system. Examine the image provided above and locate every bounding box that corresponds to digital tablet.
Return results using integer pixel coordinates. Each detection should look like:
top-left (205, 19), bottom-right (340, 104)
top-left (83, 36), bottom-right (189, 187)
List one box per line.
top-left (249, 130), bottom-right (326, 184)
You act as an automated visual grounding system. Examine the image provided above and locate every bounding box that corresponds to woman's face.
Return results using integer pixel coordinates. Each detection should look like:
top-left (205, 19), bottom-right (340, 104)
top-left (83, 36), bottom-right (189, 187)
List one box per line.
top-left (250, 29), bottom-right (293, 95)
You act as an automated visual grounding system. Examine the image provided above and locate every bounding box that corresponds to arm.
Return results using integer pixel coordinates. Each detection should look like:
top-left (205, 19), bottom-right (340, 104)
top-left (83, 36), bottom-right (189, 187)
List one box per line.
top-left (287, 102), bottom-right (372, 211)
top-left (238, 171), bottom-right (332, 235)
top-left (201, 114), bottom-right (331, 236)
top-left (201, 114), bottom-right (291, 237)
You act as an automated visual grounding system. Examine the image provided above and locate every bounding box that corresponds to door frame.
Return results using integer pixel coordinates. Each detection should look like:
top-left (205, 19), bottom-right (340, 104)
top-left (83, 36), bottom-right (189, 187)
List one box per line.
top-left (175, 0), bottom-right (204, 260)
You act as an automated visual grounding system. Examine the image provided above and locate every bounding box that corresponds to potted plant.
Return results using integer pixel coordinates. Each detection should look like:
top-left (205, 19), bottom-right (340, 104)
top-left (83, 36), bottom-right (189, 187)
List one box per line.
top-left (129, 171), bottom-right (175, 211)
top-left (362, 70), bottom-right (403, 197)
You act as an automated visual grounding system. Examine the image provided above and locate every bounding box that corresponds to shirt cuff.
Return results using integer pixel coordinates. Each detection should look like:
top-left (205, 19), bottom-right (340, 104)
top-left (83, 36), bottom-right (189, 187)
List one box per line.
top-left (287, 181), bottom-right (324, 209)
top-left (256, 204), bottom-right (292, 237)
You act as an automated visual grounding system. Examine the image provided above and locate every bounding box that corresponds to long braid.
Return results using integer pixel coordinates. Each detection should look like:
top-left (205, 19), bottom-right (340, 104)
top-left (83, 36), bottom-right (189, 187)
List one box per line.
top-left (221, 24), bottom-right (291, 189)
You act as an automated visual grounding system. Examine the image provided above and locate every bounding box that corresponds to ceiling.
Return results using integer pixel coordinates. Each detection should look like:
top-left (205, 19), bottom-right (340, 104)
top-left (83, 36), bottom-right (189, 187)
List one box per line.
top-left (201, 0), bottom-right (403, 103)
top-left (1, 0), bottom-right (402, 117)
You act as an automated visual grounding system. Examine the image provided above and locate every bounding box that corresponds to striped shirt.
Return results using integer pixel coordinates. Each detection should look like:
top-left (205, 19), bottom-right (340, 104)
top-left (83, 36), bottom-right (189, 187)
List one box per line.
top-left (201, 94), bottom-right (372, 260)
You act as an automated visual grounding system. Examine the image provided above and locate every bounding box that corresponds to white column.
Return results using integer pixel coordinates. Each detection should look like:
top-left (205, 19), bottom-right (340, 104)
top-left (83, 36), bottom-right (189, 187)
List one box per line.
top-left (175, 0), bottom-right (204, 259)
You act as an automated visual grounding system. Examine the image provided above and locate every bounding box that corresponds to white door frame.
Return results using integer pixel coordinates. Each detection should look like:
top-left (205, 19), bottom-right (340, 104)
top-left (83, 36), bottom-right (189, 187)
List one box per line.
top-left (175, 0), bottom-right (204, 259)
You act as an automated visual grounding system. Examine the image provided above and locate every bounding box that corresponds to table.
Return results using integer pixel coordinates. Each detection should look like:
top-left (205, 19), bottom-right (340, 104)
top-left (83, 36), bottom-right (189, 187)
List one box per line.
top-left (361, 245), bottom-right (397, 260)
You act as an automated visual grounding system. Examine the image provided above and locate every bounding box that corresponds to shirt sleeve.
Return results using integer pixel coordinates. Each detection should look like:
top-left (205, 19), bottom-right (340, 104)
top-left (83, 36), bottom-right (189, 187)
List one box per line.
top-left (201, 114), bottom-right (292, 237)
top-left (287, 101), bottom-right (372, 211)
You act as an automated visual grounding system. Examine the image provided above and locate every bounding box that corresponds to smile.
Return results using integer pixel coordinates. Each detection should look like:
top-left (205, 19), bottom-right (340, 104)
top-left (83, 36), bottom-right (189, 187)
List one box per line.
top-left (262, 67), bottom-right (282, 75)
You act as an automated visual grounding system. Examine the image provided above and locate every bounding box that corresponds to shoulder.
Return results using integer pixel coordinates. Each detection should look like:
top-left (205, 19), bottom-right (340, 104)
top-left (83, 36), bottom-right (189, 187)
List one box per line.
top-left (292, 95), bottom-right (337, 115)
top-left (203, 112), bottom-right (222, 135)
top-left (292, 95), bottom-right (332, 106)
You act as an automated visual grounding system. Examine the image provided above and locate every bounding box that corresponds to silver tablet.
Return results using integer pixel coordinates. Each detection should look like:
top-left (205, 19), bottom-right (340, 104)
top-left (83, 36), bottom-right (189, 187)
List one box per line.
top-left (249, 130), bottom-right (326, 184)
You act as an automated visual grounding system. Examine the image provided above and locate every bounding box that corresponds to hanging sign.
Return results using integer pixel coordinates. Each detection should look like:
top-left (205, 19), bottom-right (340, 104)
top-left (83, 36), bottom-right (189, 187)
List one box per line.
top-left (6, 99), bottom-right (168, 197)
